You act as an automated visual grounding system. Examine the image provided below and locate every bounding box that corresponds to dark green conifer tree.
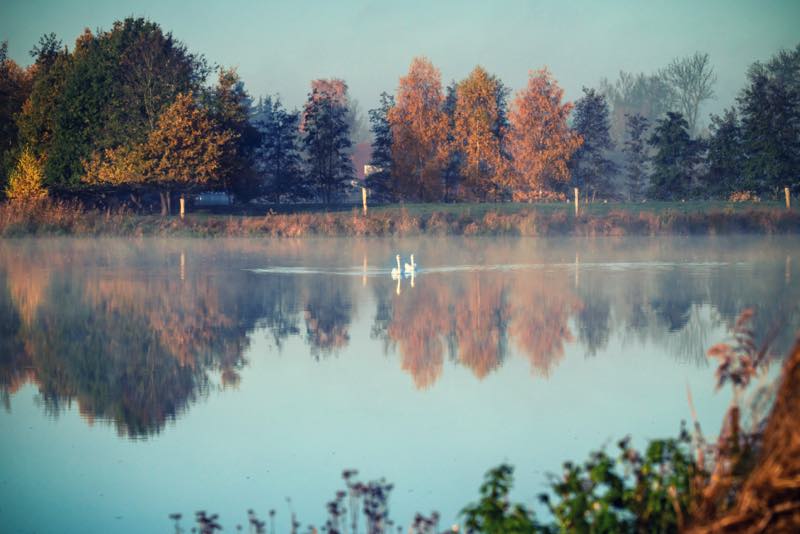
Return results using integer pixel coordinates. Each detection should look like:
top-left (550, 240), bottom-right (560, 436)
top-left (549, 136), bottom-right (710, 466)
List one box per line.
top-left (647, 112), bottom-right (700, 200)
top-left (254, 96), bottom-right (308, 202)
top-left (366, 92), bottom-right (395, 201)
top-left (738, 44), bottom-right (800, 196)
top-left (302, 88), bottom-right (353, 204)
top-left (623, 113), bottom-right (649, 201)
top-left (703, 109), bottom-right (744, 198)
top-left (569, 87), bottom-right (617, 200)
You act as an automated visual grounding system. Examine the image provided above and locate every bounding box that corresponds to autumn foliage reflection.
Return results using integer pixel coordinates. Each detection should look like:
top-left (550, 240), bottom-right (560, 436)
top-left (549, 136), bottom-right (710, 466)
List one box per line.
top-left (1, 237), bottom-right (795, 434)
top-left (382, 270), bottom-right (582, 389)
top-left (0, 240), bottom-right (251, 437)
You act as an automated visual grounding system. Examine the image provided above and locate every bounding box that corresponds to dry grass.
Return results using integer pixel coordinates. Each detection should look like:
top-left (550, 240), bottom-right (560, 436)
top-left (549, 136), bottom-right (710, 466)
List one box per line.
top-left (688, 339), bottom-right (800, 533)
top-left (1, 199), bottom-right (799, 237)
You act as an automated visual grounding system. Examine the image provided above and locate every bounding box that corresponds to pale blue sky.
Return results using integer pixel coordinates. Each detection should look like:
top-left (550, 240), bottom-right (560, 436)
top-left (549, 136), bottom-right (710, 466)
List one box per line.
top-left (2, 0), bottom-right (799, 116)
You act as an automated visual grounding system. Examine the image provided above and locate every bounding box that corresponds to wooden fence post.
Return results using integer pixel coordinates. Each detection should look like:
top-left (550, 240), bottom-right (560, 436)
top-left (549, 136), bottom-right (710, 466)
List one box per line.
top-left (786, 187), bottom-right (791, 209)
top-left (574, 187), bottom-right (579, 216)
top-left (362, 187), bottom-right (368, 215)
top-left (786, 255), bottom-right (791, 286)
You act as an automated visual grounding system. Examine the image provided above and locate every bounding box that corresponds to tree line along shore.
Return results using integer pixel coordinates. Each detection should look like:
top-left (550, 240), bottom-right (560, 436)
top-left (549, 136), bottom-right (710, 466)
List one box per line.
top-left (1, 18), bottom-right (799, 221)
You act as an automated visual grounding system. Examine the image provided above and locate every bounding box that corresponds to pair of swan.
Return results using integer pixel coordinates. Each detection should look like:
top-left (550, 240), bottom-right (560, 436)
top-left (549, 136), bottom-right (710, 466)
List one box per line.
top-left (391, 254), bottom-right (416, 278)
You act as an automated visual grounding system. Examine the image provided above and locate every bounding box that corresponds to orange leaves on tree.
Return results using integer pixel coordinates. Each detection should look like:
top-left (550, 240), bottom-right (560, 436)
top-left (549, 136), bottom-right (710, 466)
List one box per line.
top-left (310, 78), bottom-right (348, 107)
top-left (452, 66), bottom-right (509, 200)
top-left (146, 92), bottom-right (235, 189)
top-left (83, 144), bottom-right (148, 187)
top-left (300, 78), bottom-right (350, 132)
top-left (81, 91), bottom-right (235, 214)
top-left (388, 57), bottom-right (449, 201)
top-left (507, 68), bottom-right (582, 201)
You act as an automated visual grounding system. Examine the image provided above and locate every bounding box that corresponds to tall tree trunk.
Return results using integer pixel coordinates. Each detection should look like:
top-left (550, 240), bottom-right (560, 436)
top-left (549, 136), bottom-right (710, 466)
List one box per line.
top-left (160, 191), bottom-right (172, 216)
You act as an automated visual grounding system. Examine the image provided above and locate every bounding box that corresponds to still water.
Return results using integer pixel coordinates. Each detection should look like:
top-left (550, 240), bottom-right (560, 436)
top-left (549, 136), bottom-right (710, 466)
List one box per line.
top-left (0, 236), bottom-right (798, 533)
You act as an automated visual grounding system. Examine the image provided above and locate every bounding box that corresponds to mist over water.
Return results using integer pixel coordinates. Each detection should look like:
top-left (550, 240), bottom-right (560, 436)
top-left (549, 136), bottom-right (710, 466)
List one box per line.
top-left (0, 236), bottom-right (797, 532)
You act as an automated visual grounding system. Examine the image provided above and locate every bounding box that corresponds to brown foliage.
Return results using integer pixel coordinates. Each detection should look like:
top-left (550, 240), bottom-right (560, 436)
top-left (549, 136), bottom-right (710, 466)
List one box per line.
top-left (145, 91), bottom-right (235, 189)
top-left (83, 274), bottom-right (236, 368)
top-left (83, 144), bottom-right (148, 186)
top-left (507, 69), bottom-right (582, 200)
top-left (452, 66), bottom-right (509, 200)
top-left (386, 270), bottom-right (580, 388)
top-left (0, 240), bottom-right (248, 434)
top-left (4, 251), bottom-right (50, 326)
top-left (387, 282), bottom-right (448, 389)
top-left (299, 78), bottom-right (351, 135)
top-left (689, 338), bottom-right (800, 533)
top-left (81, 91), bottom-right (234, 215)
top-left (388, 57), bottom-right (449, 201)
top-left (448, 275), bottom-right (508, 379)
top-left (309, 78), bottom-right (349, 107)
top-left (509, 276), bottom-right (582, 377)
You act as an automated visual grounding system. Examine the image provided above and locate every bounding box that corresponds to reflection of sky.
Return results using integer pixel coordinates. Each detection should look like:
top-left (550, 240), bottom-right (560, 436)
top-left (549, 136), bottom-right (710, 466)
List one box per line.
top-left (1, 297), bottom-right (732, 533)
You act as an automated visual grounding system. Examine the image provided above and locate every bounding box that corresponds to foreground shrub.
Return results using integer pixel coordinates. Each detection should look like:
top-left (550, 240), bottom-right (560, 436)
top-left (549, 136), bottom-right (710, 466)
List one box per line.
top-left (166, 311), bottom-right (798, 532)
top-left (461, 465), bottom-right (540, 533)
top-left (542, 431), bottom-right (699, 533)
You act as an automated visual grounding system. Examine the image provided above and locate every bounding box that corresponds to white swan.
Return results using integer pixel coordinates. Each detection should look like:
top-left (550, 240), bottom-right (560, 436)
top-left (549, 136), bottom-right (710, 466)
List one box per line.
top-left (390, 254), bottom-right (402, 279)
top-left (404, 254), bottom-right (416, 275)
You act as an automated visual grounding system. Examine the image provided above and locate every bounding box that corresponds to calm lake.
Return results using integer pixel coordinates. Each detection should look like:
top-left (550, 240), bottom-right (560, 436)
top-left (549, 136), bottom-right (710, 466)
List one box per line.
top-left (1, 236), bottom-right (798, 533)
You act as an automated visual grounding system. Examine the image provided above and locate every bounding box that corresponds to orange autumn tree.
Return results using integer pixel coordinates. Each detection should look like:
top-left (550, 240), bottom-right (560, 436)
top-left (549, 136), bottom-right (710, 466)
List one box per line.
top-left (452, 66), bottom-right (509, 200)
top-left (146, 92), bottom-right (235, 214)
top-left (83, 144), bottom-right (148, 188)
top-left (508, 68), bottom-right (582, 200)
top-left (85, 92), bottom-right (235, 214)
top-left (388, 57), bottom-right (448, 201)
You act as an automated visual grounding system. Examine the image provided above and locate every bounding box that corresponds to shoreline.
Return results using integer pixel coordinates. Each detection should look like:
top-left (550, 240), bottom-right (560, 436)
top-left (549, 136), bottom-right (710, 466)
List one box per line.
top-left (1, 201), bottom-right (799, 237)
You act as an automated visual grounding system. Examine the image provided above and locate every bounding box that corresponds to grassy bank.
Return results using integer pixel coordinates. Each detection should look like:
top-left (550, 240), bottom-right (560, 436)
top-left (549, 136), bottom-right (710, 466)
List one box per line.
top-left (1, 199), bottom-right (799, 237)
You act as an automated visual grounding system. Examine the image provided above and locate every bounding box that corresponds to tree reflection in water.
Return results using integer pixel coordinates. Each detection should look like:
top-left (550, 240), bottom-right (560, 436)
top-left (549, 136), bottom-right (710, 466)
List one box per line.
top-left (304, 276), bottom-right (353, 357)
top-left (0, 237), bottom-right (796, 436)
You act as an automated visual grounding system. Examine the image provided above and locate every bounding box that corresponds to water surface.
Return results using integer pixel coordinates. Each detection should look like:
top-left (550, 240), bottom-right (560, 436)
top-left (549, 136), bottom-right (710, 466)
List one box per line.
top-left (1, 236), bottom-right (797, 532)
